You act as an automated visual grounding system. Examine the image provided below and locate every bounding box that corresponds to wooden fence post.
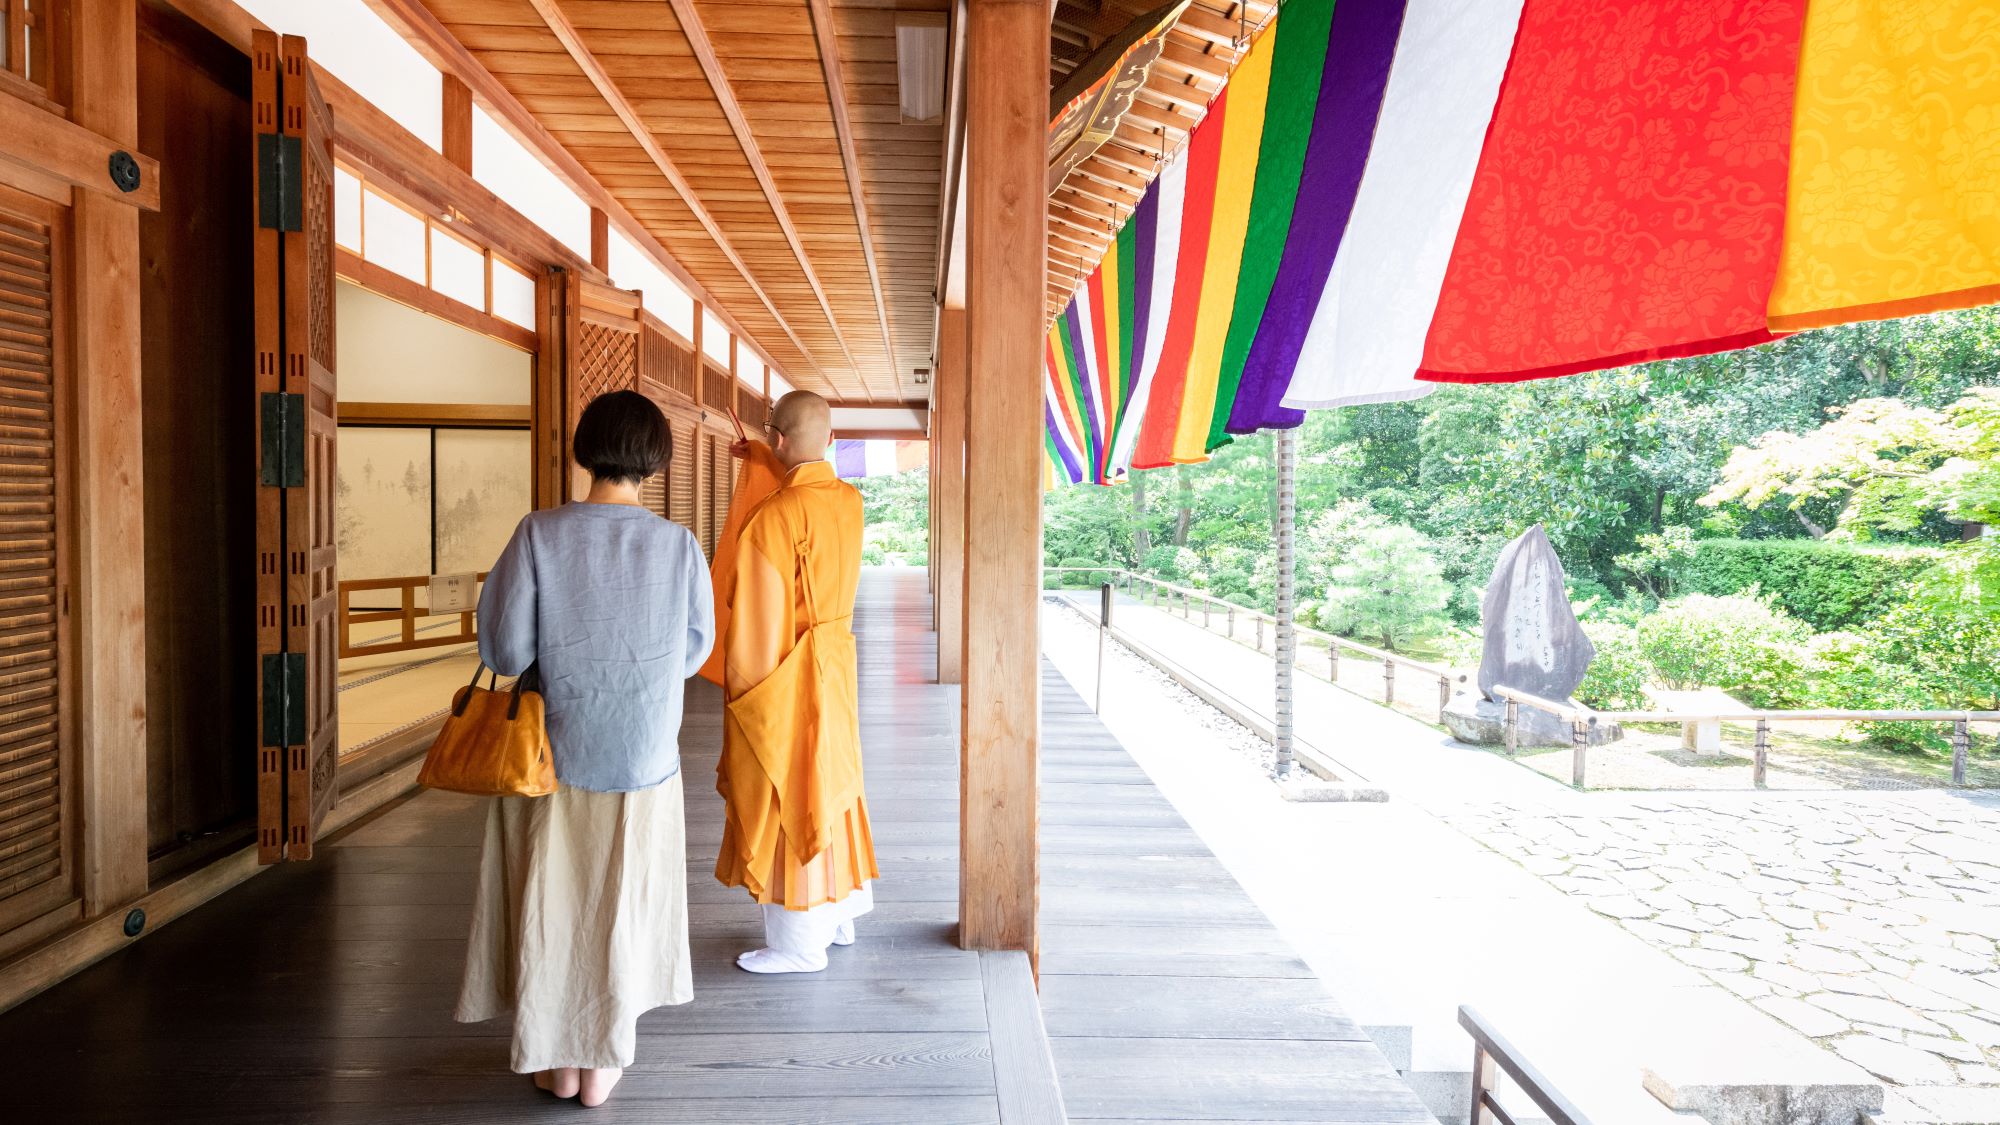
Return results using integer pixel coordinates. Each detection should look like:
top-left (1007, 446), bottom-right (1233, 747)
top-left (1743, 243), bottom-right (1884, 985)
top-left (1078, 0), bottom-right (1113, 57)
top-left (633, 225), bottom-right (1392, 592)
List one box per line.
top-left (1571, 719), bottom-right (1590, 788)
top-left (1952, 718), bottom-right (1969, 787)
top-left (1753, 718), bottom-right (1770, 789)
top-left (1504, 699), bottom-right (1518, 757)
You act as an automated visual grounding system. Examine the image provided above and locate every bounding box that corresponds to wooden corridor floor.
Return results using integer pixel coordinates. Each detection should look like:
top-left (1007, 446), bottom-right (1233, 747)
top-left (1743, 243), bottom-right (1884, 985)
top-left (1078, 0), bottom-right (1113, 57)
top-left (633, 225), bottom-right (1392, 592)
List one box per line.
top-left (0, 569), bottom-right (1429, 1124)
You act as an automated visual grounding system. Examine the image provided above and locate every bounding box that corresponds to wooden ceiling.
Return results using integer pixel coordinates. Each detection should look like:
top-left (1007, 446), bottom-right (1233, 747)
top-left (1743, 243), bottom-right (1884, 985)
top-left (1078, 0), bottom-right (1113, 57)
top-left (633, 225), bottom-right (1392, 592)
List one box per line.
top-left (414, 0), bottom-right (946, 402)
top-left (1044, 0), bottom-right (1268, 322)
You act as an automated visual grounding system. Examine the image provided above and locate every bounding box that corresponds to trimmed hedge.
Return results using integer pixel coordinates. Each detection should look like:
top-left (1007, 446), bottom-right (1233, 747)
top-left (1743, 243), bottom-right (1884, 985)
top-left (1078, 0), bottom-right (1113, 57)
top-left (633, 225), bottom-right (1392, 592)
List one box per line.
top-left (1665, 538), bottom-right (1942, 631)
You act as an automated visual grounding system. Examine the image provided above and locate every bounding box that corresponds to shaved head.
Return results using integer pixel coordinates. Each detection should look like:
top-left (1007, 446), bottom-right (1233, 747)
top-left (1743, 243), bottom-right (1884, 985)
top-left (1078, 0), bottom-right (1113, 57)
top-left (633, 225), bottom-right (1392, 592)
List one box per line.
top-left (770, 390), bottom-right (832, 467)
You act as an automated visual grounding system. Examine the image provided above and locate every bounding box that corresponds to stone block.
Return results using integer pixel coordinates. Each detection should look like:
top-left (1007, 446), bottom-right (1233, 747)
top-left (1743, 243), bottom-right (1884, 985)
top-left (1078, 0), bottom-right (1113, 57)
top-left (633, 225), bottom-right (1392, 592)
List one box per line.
top-left (1442, 692), bottom-right (1623, 748)
top-left (1645, 1053), bottom-right (1884, 1125)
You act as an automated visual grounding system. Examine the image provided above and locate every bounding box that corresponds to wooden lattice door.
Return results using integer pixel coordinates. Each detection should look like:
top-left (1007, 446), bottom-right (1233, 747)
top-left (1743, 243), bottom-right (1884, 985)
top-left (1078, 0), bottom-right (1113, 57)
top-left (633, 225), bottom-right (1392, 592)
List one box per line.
top-left (553, 273), bottom-right (641, 502)
top-left (251, 30), bottom-right (337, 863)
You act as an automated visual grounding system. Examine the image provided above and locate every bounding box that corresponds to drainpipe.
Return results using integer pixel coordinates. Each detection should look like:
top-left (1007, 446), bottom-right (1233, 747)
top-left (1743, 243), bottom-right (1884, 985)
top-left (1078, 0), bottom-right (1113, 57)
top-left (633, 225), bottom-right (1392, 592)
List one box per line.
top-left (1273, 427), bottom-right (1297, 780)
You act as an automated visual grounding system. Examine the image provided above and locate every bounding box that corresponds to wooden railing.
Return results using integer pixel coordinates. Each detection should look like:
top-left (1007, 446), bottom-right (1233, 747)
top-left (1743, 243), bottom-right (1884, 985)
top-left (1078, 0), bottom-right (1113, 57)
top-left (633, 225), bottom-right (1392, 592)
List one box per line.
top-left (1043, 566), bottom-right (1468, 721)
top-left (337, 573), bottom-right (488, 659)
top-left (1459, 1006), bottom-right (1593, 1125)
top-left (1492, 684), bottom-right (2000, 788)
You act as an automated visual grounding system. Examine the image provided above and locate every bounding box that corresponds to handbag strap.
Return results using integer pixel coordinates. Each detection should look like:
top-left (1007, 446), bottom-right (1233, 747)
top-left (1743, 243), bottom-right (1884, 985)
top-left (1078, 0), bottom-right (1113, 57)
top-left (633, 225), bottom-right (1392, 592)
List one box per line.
top-left (453, 663), bottom-right (509, 717)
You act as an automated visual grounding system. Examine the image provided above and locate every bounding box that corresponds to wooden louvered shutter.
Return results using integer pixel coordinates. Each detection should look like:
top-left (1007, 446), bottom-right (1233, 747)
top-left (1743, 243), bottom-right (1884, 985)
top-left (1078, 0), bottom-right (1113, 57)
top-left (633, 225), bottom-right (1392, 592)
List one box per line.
top-left (0, 186), bottom-right (68, 926)
top-left (668, 416), bottom-right (697, 535)
top-left (252, 31), bottom-right (339, 862)
top-left (636, 378), bottom-right (669, 520)
top-left (710, 432), bottom-right (734, 548)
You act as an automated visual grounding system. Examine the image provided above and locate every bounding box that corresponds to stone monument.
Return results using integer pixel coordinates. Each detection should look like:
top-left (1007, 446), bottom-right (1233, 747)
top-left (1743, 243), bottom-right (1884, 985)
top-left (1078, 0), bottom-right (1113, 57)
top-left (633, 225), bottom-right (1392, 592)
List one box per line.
top-left (1442, 525), bottom-right (1621, 747)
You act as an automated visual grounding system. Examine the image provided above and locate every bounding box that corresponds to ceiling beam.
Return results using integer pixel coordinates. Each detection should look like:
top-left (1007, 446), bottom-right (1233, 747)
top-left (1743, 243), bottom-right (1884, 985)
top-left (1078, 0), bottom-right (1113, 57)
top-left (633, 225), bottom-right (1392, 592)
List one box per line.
top-left (355, 0), bottom-right (810, 378)
top-left (1158, 39), bottom-right (1235, 79)
top-left (665, 0), bottom-right (875, 398)
top-left (1123, 98), bottom-right (1197, 135)
top-left (805, 0), bottom-right (897, 401)
top-left (517, 0), bottom-right (832, 385)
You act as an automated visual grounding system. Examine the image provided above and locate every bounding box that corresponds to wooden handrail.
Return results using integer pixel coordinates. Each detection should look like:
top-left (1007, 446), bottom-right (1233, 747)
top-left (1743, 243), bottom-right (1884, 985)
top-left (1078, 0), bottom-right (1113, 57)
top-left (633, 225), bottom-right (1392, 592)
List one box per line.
top-left (1459, 1006), bottom-right (1594, 1125)
top-left (1491, 685), bottom-right (1995, 788)
top-left (337, 572), bottom-right (489, 659)
top-left (1045, 565), bottom-right (1468, 717)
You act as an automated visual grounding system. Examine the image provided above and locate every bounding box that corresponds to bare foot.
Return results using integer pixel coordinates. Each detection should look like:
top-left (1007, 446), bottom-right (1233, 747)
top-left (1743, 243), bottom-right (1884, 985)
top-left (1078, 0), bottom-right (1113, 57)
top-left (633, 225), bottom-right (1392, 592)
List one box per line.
top-left (580, 1067), bottom-right (623, 1108)
top-left (542, 1067), bottom-right (579, 1098)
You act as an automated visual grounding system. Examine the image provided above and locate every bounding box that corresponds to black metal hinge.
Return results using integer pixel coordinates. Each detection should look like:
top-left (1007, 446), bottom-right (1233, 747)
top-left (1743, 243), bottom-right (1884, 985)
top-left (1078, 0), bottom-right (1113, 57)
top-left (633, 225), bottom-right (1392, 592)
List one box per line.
top-left (256, 132), bottom-right (303, 232)
top-left (260, 391), bottom-right (306, 487)
top-left (261, 652), bottom-right (308, 748)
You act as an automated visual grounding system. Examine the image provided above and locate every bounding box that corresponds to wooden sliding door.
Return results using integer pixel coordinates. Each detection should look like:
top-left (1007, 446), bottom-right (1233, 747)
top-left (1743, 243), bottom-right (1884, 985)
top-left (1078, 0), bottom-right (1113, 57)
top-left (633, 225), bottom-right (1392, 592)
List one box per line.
top-left (251, 30), bottom-right (337, 863)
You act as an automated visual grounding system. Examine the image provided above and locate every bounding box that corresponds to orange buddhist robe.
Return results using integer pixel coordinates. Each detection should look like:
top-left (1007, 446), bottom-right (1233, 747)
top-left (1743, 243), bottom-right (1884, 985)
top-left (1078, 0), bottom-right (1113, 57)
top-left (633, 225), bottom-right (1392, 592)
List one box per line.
top-left (713, 456), bottom-right (878, 910)
top-left (698, 441), bottom-right (784, 687)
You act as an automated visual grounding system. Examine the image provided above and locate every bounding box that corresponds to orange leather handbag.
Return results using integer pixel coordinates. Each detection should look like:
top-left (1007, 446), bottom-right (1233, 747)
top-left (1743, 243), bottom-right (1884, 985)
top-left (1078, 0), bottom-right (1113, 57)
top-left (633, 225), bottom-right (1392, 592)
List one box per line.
top-left (418, 664), bottom-right (557, 798)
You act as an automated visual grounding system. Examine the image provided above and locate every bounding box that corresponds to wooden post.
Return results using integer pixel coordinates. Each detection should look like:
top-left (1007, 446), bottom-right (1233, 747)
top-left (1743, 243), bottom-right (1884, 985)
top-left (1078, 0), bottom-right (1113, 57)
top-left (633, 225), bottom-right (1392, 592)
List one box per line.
top-left (71, 0), bottom-right (150, 912)
top-left (934, 306), bottom-right (966, 683)
top-left (1952, 718), bottom-right (1970, 787)
top-left (1572, 719), bottom-right (1590, 789)
top-left (589, 207), bottom-right (608, 273)
top-left (1470, 1043), bottom-right (1499, 1125)
top-left (1504, 700), bottom-right (1518, 757)
top-left (1383, 659), bottom-right (1395, 704)
top-left (441, 72), bottom-right (472, 173)
top-left (959, 0), bottom-right (1044, 956)
top-left (1753, 717), bottom-right (1769, 789)
top-left (1328, 642), bottom-right (1339, 682)
top-left (1438, 675), bottom-right (1452, 721)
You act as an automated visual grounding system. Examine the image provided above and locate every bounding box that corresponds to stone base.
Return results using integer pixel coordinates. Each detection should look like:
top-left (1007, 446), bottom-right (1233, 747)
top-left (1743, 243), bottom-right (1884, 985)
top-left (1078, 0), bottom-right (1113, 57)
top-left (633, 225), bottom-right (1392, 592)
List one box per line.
top-left (1278, 776), bottom-right (1389, 803)
top-left (1441, 693), bottom-right (1624, 748)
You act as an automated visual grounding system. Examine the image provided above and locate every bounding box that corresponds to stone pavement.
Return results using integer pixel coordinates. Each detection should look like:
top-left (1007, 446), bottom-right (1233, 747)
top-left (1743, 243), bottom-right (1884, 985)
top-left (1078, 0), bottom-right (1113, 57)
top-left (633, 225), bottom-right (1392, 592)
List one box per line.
top-left (1446, 793), bottom-right (2000, 1093)
top-left (1049, 589), bottom-right (2000, 1121)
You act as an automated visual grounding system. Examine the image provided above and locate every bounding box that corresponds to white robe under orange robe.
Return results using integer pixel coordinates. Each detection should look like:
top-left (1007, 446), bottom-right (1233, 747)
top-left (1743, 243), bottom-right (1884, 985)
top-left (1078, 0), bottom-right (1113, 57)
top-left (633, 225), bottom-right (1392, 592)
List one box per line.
top-left (711, 450), bottom-right (878, 911)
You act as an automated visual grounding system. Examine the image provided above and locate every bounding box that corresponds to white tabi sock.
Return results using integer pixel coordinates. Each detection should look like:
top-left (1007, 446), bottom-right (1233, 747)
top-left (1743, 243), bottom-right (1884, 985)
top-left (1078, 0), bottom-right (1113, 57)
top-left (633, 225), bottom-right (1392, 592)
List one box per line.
top-left (735, 947), bottom-right (829, 974)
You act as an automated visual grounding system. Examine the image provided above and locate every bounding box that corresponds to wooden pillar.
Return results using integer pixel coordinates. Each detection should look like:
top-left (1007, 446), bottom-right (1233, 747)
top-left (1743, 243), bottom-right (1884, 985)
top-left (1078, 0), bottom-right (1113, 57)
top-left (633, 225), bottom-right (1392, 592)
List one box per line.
top-left (959, 0), bottom-right (1044, 955)
top-left (934, 306), bottom-right (966, 684)
top-left (70, 0), bottom-right (150, 913)
top-left (441, 72), bottom-right (472, 173)
top-left (589, 207), bottom-right (608, 273)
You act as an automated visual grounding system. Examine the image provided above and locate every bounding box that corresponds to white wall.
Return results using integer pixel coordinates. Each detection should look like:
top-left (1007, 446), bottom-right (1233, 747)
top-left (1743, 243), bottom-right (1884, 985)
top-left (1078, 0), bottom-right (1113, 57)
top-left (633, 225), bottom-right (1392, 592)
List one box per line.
top-left (336, 282), bottom-right (531, 406)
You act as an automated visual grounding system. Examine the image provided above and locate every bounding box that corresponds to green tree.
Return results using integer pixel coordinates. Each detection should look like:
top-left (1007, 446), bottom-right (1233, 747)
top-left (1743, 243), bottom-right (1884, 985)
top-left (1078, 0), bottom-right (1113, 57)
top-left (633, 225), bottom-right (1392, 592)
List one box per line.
top-left (1319, 525), bottom-right (1451, 651)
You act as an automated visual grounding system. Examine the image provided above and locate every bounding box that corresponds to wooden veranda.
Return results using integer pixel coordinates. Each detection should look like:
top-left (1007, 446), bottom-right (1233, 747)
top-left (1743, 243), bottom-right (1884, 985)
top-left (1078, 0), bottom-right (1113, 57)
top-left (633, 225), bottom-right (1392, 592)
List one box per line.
top-left (0, 571), bottom-right (1430, 1122)
top-left (0, 0), bottom-right (1432, 1118)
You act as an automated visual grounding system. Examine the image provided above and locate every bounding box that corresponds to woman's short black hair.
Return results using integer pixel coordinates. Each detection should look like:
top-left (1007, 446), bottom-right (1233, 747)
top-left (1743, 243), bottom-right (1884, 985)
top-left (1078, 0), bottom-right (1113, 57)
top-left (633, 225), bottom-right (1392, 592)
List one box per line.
top-left (572, 390), bottom-right (670, 484)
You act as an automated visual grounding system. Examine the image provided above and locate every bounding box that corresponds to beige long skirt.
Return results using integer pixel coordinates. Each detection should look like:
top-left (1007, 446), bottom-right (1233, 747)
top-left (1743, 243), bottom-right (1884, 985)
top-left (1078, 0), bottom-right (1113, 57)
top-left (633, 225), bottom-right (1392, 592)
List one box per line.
top-left (454, 775), bottom-right (693, 1073)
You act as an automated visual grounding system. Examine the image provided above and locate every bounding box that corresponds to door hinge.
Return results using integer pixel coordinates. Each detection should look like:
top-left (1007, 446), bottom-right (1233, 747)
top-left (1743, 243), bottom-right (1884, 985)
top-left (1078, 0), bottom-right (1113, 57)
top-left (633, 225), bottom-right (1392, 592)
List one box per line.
top-left (261, 652), bottom-right (308, 748)
top-left (256, 132), bottom-right (303, 232)
top-left (260, 391), bottom-right (306, 487)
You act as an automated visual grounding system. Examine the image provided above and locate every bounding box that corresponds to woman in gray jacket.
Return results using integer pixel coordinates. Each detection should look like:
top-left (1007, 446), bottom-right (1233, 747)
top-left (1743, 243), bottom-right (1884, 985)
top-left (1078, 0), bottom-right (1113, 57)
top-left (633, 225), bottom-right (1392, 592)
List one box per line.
top-left (454, 390), bottom-right (715, 1108)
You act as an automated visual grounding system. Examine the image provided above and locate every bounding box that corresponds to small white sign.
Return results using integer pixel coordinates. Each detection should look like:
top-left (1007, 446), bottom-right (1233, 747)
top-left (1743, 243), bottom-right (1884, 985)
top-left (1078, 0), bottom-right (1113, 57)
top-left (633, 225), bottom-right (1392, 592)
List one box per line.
top-left (428, 573), bottom-right (478, 614)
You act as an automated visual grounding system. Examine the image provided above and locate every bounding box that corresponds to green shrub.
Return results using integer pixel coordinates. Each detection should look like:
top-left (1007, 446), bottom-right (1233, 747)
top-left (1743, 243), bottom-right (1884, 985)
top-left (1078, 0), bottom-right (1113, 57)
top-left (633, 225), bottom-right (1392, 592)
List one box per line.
top-left (1206, 566), bottom-right (1255, 606)
top-left (1665, 538), bottom-right (1943, 630)
top-left (860, 543), bottom-right (887, 566)
top-left (1142, 544), bottom-right (1199, 580)
top-left (1635, 593), bottom-right (1813, 707)
top-left (1577, 621), bottom-right (1650, 710)
top-left (1056, 556), bottom-right (1113, 588)
top-left (1802, 632), bottom-right (1946, 754)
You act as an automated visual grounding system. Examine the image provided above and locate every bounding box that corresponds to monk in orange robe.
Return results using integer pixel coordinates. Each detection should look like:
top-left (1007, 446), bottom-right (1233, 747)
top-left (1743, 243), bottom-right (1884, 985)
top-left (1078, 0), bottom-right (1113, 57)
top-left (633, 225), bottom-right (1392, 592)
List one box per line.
top-left (708, 391), bottom-right (878, 974)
